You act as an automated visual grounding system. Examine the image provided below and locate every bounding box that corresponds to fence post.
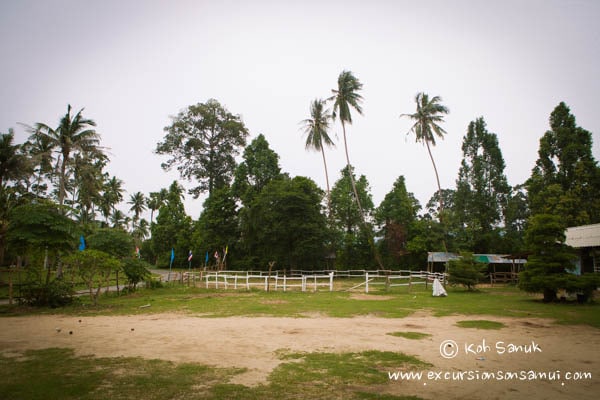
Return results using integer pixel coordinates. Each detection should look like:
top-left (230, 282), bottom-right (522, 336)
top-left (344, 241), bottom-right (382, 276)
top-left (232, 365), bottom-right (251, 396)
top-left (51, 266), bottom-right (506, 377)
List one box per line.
top-left (8, 269), bottom-right (13, 305)
top-left (329, 272), bottom-right (334, 291)
top-left (366, 272), bottom-right (369, 293)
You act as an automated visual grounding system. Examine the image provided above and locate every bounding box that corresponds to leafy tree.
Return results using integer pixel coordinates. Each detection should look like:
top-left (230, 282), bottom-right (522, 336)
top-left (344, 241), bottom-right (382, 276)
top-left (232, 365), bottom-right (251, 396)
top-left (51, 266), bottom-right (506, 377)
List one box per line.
top-left (232, 134), bottom-right (283, 206)
top-left (150, 181), bottom-right (192, 266)
top-left (26, 105), bottom-right (101, 207)
top-left (401, 93), bottom-right (449, 250)
top-left (454, 118), bottom-right (511, 252)
top-left (301, 98), bottom-right (335, 217)
top-left (375, 176), bottom-right (421, 267)
top-left (406, 216), bottom-right (446, 261)
top-left (502, 185), bottom-right (529, 252)
top-left (7, 202), bottom-right (76, 262)
top-left (65, 249), bottom-right (120, 305)
top-left (330, 166), bottom-right (375, 268)
top-left (241, 176), bottom-right (327, 269)
top-left (86, 227), bottom-right (134, 259)
top-left (194, 185), bottom-right (239, 268)
top-left (7, 201), bottom-right (76, 282)
top-left (527, 102), bottom-right (600, 226)
top-left (0, 130), bottom-right (32, 264)
top-left (448, 252), bottom-right (485, 291)
top-left (156, 99), bottom-right (249, 197)
top-left (519, 214), bottom-right (576, 302)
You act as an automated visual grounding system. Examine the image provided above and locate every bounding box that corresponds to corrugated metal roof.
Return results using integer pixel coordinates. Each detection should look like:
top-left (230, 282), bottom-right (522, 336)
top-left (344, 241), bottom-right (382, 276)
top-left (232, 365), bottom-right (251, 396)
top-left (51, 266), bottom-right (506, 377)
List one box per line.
top-left (427, 252), bottom-right (460, 262)
top-left (473, 254), bottom-right (526, 264)
top-left (565, 224), bottom-right (600, 248)
top-left (428, 252), bottom-right (526, 264)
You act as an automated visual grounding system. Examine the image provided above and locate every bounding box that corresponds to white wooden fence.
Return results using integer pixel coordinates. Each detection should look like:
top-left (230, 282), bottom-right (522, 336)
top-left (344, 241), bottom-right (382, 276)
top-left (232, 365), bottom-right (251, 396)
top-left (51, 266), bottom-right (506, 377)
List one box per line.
top-left (174, 269), bottom-right (446, 293)
top-left (361, 271), bottom-right (446, 293)
top-left (199, 271), bottom-right (335, 292)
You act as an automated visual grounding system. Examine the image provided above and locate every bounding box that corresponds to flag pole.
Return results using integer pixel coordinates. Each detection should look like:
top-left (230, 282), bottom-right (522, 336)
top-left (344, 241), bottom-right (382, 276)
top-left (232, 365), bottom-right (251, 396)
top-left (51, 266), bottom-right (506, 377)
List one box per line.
top-left (168, 248), bottom-right (174, 281)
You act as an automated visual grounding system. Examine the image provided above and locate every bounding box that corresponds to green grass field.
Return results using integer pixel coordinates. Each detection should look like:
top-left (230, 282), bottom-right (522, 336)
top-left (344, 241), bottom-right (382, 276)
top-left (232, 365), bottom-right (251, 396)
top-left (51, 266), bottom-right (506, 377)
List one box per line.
top-left (0, 283), bottom-right (598, 399)
top-left (3, 282), bottom-right (597, 327)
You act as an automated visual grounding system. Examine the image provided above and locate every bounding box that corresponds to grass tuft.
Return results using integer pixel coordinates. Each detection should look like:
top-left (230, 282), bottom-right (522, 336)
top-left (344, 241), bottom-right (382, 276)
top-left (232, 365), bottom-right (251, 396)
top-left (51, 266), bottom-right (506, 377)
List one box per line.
top-left (455, 320), bottom-right (505, 330)
top-left (387, 331), bottom-right (432, 340)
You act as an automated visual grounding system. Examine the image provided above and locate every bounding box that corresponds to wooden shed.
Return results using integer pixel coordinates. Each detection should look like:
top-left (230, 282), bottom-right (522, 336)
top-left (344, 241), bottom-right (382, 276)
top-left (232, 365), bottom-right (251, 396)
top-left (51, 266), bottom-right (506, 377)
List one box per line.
top-left (565, 223), bottom-right (600, 275)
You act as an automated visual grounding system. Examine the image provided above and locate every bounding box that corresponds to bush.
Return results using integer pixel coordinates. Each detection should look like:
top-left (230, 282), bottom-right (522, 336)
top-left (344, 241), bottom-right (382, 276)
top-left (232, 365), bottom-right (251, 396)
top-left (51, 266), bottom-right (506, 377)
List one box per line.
top-left (122, 258), bottom-right (152, 290)
top-left (563, 274), bottom-right (600, 303)
top-left (144, 278), bottom-right (163, 289)
top-left (448, 252), bottom-right (485, 291)
top-left (21, 279), bottom-right (75, 308)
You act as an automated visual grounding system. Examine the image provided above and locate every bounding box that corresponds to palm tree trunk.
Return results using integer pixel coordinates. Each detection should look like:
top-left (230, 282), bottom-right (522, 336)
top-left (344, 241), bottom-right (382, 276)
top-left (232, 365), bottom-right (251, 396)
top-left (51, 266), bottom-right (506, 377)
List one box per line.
top-left (341, 122), bottom-right (384, 268)
top-left (341, 121), bottom-right (364, 216)
top-left (425, 140), bottom-right (448, 252)
top-left (320, 146), bottom-right (332, 219)
top-left (59, 155), bottom-right (67, 206)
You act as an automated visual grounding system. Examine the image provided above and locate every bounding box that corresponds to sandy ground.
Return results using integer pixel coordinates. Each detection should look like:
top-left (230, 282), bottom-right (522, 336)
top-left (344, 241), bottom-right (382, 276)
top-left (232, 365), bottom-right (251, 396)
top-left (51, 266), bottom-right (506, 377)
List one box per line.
top-left (0, 311), bottom-right (598, 399)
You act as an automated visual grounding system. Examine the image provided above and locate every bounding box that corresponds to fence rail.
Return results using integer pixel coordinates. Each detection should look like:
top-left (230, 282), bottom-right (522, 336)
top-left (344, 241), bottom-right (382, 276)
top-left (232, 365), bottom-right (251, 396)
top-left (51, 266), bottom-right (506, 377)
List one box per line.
top-left (174, 269), bottom-right (447, 293)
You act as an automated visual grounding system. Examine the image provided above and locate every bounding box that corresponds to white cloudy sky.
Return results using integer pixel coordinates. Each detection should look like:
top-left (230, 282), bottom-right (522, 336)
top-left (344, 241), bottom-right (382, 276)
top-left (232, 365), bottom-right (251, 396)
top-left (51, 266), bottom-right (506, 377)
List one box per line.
top-left (1, 0), bottom-right (599, 218)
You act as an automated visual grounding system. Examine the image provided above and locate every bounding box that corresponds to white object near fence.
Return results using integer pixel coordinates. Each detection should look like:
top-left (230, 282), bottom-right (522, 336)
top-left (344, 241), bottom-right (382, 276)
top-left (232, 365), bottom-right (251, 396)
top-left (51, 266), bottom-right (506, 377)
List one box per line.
top-left (432, 278), bottom-right (447, 297)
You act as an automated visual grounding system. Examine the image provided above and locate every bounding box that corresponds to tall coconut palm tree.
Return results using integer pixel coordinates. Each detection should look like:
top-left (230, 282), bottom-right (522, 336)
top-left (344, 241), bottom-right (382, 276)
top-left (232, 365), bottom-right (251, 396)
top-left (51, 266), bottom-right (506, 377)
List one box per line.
top-left (0, 129), bottom-right (28, 189)
top-left (132, 218), bottom-right (150, 244)
top-left (28, 105), bottom-right (101, 206)
top-left (104, 176), bottom-right (124, 213)
top-left (23, 132), bottom-right (54, 197)
top-left (401, 92), bottom-right (449, 250)
top-left (110, 209), bottom-right (128, 229)
top-left (301, 98), bottom-right (335, 217)
top-left (329, 71), bottom-right (383, 268)
top-left (128, 191), bottom-right (147, 224)
top-left (329, 70), bottom-right (366, 218)
top-left (147, 188), bottom-right (168, 224)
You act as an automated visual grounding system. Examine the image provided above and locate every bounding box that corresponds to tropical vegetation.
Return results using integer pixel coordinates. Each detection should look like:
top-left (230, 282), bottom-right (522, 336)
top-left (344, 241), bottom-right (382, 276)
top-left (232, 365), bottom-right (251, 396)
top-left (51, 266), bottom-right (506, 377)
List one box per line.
top-left (1, 76), bottom-right (599, 305)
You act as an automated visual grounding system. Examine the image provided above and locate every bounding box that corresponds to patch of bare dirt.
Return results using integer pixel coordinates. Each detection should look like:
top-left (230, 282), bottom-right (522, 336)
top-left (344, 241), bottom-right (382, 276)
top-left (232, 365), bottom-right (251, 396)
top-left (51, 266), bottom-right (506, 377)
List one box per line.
top-left (0, 313), bottom-right (597, 399)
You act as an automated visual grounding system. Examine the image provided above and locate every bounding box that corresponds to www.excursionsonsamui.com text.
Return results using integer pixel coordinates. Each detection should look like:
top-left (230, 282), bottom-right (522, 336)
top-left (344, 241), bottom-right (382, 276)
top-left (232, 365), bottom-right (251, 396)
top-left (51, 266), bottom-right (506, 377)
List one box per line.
top-left (388, 370), bottom-right (592, 383)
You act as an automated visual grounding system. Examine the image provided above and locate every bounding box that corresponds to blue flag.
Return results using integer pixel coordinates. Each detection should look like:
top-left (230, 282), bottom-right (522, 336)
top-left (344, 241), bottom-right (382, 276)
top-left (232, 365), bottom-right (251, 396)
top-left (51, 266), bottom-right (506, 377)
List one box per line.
top-left (78, 235), bottom-right (86, 251)
top-left (170, 248), bottom-right (175, 264)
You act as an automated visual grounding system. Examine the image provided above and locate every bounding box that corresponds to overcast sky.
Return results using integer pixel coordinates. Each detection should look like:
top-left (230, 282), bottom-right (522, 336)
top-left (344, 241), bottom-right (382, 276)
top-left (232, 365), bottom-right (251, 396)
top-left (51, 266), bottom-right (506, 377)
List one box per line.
top-left (1, 0), bottom-right (599, 219)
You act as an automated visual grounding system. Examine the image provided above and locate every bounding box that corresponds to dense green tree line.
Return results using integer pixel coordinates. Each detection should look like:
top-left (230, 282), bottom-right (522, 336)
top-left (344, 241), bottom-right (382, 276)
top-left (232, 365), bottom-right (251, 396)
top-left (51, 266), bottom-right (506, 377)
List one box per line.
top-left (2, 77), bottom-right (599, 290)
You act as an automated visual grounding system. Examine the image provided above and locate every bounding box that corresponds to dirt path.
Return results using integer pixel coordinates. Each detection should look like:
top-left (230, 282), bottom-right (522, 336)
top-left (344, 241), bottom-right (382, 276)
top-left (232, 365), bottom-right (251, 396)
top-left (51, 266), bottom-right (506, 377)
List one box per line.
top-left (0, 313), bottom-right (598, 399)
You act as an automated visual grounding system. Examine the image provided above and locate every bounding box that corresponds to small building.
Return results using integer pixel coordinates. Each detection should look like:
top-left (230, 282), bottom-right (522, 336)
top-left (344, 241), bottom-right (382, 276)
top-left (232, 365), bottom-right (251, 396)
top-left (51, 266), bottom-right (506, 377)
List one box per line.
top-left (565, 223), bottom-right (600, 275)
top-left (427, 252), bottom-right (526, 284)
top-left (426, 252), bottom-right (460, 273)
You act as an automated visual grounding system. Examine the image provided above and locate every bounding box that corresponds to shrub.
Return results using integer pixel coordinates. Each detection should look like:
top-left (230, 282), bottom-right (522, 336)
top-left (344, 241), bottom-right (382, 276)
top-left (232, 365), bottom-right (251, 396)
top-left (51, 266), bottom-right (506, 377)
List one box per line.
top-left (563, 274), bottom-right (600, 303)
top-left (448, 252), bottom-right (485, 291)
top-left (122, 258), bottom-right (152, 290)
top-left (21, 278), bottom-right (75, 308)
